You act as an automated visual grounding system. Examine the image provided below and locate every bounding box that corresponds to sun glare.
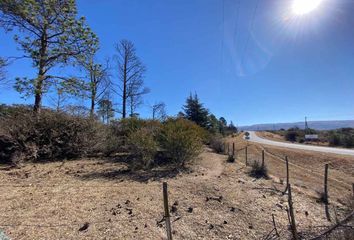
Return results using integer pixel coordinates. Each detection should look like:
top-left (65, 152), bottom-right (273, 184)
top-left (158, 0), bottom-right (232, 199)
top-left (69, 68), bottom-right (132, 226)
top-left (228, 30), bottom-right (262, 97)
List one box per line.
top-left (292, 0), bottom-right (323, 15)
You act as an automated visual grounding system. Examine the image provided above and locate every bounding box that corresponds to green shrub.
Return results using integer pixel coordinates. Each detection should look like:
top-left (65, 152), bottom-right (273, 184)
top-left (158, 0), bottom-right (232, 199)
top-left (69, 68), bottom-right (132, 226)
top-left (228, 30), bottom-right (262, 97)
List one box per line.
top-left (329, 133), bottom-right (341, 146)
top-left (159, 118), bottom-right (203, 167)
top-left (343, 135), bottom-right (354, 148)
top-left (102, 118), bottom-right (162, 156)
top-left (285, 131), bottom-right (298, 142)
top-left (127, 127), bottom-right (159, 169)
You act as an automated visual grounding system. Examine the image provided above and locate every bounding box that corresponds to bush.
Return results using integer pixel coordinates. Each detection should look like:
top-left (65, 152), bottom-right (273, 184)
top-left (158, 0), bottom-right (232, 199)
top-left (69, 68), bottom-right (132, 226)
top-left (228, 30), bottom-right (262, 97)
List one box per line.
top-left (329, 133), bottom-right (341, 146)
top-left (159, 118), bottom-right (203, 167)
top-left (249, 160), bottom-right (268, 179)
top-left (102, 118), bottom-right (161, 156)
top-left (227, 154), bottom-right (235, 163)
top-left (343, 135), bottom-right (354, 148)
top-left (285, 131), bottom-right (298, 142)
top-left (127, 127), bottom-right (159, 169)
top-left (209, 136), bottom-right (224, 153)
top-left (0, 105), bottom-right (103, 163)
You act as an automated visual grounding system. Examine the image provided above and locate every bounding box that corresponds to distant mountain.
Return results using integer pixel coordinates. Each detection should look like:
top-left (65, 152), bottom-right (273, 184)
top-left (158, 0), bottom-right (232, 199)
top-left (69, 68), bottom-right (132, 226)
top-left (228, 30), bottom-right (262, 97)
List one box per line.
top-left (239, 120), bottom-right (354, 131)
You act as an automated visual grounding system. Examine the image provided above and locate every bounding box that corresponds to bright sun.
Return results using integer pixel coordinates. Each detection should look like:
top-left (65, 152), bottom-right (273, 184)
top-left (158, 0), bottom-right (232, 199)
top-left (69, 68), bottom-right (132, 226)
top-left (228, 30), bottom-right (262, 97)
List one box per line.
top-left (292, 0), bottom-right (323, 15)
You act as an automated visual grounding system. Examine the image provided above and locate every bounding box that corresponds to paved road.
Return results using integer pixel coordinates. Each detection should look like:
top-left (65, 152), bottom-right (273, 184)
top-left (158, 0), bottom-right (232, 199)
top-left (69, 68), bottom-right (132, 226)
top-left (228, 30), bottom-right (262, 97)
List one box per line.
top-left (246, 131), bottom-right (354, 157)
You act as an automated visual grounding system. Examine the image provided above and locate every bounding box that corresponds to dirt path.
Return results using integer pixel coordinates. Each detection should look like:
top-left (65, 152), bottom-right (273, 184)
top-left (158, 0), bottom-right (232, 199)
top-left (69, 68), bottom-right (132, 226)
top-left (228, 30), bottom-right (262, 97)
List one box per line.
top-left (197, 148), bottom-right (226, 178)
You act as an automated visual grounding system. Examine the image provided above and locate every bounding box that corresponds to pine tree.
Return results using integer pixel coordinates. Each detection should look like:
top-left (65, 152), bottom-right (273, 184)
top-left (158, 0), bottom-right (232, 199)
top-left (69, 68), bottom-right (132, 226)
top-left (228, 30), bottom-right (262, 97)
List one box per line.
top-left (0, 0), bottom-right (98, 114)
top-left (183, 93), bottom-right (209, 128)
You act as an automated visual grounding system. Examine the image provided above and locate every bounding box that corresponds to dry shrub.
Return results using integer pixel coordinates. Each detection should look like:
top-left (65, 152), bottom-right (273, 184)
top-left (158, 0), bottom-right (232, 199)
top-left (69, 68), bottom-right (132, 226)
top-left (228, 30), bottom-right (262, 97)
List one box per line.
top-left (159, 118), bottom-right (203, 167)
top-left (227, 154), bottom-right (235, 163)
top-left (0, 105), bottom-right (103, 163)
top-left (209, 135), bottom-right (224, 153)
top-left (249, 160), bottom-right (269, 179)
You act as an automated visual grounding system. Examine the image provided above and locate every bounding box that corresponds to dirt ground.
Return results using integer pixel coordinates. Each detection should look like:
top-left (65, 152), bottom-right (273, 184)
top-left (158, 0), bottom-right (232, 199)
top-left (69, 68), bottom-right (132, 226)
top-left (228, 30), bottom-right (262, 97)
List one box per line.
top-left (0, 136), bottom-right (353, 239)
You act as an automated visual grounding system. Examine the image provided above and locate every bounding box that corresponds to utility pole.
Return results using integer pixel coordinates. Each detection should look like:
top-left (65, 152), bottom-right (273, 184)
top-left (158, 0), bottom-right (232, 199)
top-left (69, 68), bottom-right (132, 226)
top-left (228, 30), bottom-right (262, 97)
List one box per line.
top-left (305, 116), bottom-right (309, 133)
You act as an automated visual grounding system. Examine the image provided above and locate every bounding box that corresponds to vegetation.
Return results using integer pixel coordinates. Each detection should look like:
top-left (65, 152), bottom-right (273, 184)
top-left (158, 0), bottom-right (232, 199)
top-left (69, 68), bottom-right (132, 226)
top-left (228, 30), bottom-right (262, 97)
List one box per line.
top-left (209, 135), bottom-right (225, 153)
top-left (114, 40), bottom-right (149, 119)
top-left (0, 105), bottom-right (103, 164)
top-left (182, 93), bottom-right (237, 137)
top-left (0, 1), bottom-right (238, 170)
top-left (271, 127), bottom-right (354, 148)
top-left (0, 0), bottom-right (98, 114)
top-left (249, 160), bottom-right (269, 179)
top-left (159, 118), bottom-right (204, 168)
top-left (227, 154), bottom-right (235, 163)
top-left (328, 128), bottom-right (354, 148)
top-left (0, 57), bottom-right (6, 82)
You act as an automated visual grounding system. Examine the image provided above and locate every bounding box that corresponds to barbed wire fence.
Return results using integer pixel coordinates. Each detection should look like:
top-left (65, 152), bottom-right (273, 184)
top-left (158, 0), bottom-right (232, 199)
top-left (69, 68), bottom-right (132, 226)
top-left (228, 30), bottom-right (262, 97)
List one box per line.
top-left (223, 139), bottom-right (354, 239)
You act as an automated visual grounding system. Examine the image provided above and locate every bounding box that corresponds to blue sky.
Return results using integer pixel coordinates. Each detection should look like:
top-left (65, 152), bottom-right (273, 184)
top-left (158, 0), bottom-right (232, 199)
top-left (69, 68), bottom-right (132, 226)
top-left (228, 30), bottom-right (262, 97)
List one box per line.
top-left (1, 0), bottom-right (354, 126)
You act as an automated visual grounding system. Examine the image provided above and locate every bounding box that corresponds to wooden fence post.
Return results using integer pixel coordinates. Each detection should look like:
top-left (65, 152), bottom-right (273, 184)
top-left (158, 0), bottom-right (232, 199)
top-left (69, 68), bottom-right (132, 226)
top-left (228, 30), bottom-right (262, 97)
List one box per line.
top-left (287, 184), bottom-right (299, 240)
top-left (283, 156), bottom-right (289, 194)
top-left (352, 183), bottom-right (354, 197)
top-left (227, 143), bottom-right (230, 155)
top-left (245, 146), bottom-right (248, 166)
top-left (262, 150), bottom-right (265, 168)
top-left (163, 182), bottom-right (173, 240)
top-left (324, 164), bottom-right (331, 221)
top-left (232, 142), bottom-right (235, 157)
top-left (272, 214), bottom-right (279, 237)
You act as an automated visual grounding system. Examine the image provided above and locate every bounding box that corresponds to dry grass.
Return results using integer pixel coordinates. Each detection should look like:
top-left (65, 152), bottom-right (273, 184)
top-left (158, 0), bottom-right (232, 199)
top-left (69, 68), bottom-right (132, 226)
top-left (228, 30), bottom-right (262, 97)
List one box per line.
top-left (0, 142), bottom-right (352, 239)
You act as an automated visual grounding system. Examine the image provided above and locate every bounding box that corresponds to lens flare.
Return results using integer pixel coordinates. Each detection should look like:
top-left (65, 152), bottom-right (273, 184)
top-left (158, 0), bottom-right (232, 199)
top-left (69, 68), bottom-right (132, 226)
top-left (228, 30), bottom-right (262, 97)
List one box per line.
top-left (292, 0), bottom-right (323, 15)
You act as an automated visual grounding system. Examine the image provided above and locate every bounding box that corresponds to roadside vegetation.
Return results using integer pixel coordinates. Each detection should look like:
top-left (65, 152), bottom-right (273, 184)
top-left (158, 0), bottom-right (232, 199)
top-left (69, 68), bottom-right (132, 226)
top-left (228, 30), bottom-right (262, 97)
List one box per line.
top-left (267, 127), bottom-right (354, 148)
top-left (0, 93), bottom-right (237, 169)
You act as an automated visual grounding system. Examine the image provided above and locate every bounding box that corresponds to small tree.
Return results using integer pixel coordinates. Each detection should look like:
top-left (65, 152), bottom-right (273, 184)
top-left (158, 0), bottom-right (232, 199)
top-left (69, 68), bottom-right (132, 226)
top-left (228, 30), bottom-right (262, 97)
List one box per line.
top-left (77, 41), bottom-right (111, 117)
top-left (49, 77), bottom-right (87, 112)
top-left (207, 114), bottom-right (220, 134)
top-left (114, 40), bottom-right (148, 119)
top-left (183, 93), bottom-right (209, 128)
top-left (218, 117), bottom-right (227, 135)
top-left (0, 0), bottom-right (98, 114)
top-left (152, 102), bottom-right (167, 120)
top-left (0, 57), bottom-right (6, 82)
top-left (98, 98), bottom-right (114, 124)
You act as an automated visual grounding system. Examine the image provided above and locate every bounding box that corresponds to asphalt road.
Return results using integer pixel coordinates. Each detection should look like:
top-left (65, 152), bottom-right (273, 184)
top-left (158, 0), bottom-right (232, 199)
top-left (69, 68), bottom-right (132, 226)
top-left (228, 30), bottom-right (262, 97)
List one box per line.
top-left (246, 131), bottom-right (354, 157)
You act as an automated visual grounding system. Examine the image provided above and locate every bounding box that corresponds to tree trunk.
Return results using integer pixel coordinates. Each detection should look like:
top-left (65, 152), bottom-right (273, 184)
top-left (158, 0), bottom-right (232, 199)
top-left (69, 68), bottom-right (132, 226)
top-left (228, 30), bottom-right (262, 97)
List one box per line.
top-left (33, 88), bottom-right (42, 114)
top-left (33, 70), bottom-right (45, 114)
top-left (122, 55), bottom-right (127, 119)
top-left (90, 67), bottom-right (96, 118)
top-left (33, 29), bottom-right (47, 115)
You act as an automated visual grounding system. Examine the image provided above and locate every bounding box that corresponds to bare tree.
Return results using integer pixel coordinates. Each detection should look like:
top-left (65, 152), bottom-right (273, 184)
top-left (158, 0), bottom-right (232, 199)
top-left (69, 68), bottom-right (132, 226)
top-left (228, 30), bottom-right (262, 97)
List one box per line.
top-left (114, 40), bottom-right (148, 119)
top-left (78, 53), bottom-right (111, 117)
top-left (0, 57), bottom-right (6, 81)
top-left (128, 81), bottom-right (150, 117)
top-left (152, 102), bottom-right (167, 120)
